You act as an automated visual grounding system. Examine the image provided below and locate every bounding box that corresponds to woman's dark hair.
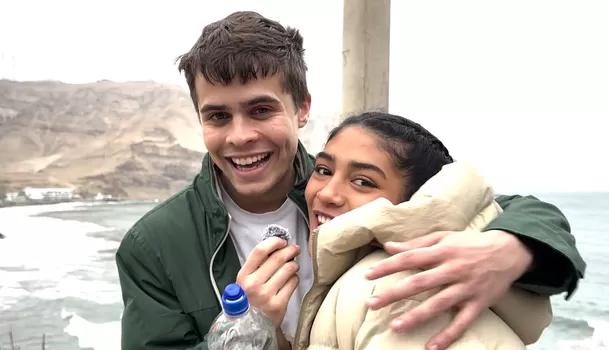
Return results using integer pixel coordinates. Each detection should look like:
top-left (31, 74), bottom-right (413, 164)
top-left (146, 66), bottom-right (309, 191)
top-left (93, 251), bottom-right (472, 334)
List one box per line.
top-left (327, 112), bottom-right (454, 201)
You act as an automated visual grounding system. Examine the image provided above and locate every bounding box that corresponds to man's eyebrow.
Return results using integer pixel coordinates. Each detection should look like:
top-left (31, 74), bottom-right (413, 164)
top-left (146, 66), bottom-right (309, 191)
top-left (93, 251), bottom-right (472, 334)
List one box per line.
top-left (240, 95), bottom-right (281, 108)
top-left (199, 103), bottom-right (227, 115)
top-left (199, 95), bottom-right (281, 115)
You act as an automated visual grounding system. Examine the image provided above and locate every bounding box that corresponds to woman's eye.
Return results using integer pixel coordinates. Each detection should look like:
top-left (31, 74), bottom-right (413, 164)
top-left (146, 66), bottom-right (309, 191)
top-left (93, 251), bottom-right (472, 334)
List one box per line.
top-left (353, 178), bottom-right (376, 188)
top-left (314, 166), bottom-right (331, 176)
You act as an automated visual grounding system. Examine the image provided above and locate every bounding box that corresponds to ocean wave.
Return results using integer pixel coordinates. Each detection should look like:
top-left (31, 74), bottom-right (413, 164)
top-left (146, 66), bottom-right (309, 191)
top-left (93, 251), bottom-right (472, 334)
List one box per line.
top-left (0, 201), bottom-right (88, 217)
top-left (1, 202), bottom-right (124, 349)
top-left (553, 315), bottom-right (596, 332)
top-left (0, 269), bottom-right (30, 312)
top-left (61, 308), bottom-right (121, 350)
top-left (556, 318), bottom-right (609, 349)
top-left (0, 201), bottom-right (119, 310)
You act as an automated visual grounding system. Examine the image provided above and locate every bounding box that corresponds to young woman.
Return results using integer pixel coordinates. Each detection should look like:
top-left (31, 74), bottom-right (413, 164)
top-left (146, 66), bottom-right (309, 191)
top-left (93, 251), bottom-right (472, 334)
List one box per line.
top-left (291, 112), bottom-right (552, 350)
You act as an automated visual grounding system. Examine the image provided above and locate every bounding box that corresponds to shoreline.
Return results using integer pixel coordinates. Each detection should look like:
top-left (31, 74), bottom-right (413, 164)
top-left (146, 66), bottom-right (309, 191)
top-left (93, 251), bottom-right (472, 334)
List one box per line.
top-left (0, 198), bottom-right (122, 209)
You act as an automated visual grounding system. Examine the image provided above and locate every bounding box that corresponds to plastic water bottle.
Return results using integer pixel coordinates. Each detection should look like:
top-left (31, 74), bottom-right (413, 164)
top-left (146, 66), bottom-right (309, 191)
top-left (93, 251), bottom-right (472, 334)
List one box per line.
top-left (206, 283), bottom-right (278, 350)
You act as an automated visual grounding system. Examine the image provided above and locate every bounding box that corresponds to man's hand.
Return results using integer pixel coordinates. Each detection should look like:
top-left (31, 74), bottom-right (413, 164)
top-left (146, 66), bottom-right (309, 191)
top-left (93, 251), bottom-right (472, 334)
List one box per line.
top-left (364, 230), bottom-right (533, 350)
top-left (236, 237), bottom-right (300, 327)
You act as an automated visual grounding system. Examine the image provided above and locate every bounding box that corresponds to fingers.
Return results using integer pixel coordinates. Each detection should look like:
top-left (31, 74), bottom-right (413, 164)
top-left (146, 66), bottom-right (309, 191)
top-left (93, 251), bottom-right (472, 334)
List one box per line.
top-left (367, 264), bottom-right (458, 310)
top-left (389, 284), bottom-right (469, 333)
top-left (365, 246), bottom-right (445, 281)
top-left (426, 301), bottom-right (483, 350)
top-left (276, 274), bottom-right (299, 305)
top-left (239, 238), bottom-right (289, 276)
top-left (255, 245), bottom-right (300, 284)
top-left (260, 274), bottom-right (299, 327)
top-left (235, 239), bottom-right (301, 328)
top-left (383, 231), bottom-right (449, 255)
top-left (237, 240), bottom-right (300, 298)
top-left (266, 260), bottom-right (300, 292)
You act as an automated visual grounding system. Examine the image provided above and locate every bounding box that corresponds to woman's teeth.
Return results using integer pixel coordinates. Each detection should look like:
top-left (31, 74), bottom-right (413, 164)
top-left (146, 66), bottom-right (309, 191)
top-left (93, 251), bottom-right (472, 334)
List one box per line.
top-left (317, 215), bottom-right (332, 225)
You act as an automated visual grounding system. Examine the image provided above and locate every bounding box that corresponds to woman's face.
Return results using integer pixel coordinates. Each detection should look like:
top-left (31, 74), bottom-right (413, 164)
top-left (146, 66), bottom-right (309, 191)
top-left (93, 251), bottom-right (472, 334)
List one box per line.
top-left (305, 126), bottom-right (405, 248)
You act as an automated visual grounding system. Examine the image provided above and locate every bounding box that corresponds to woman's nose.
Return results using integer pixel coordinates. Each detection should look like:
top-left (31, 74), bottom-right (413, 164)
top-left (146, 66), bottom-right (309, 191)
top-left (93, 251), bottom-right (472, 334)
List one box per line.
top-left (316, 181), bottom-right (345, 207)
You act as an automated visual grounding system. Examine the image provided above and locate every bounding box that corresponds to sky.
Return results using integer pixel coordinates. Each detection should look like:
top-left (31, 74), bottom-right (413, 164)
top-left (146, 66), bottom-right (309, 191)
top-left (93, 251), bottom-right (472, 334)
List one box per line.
top-left (1, 0), bottom-right (608, 193)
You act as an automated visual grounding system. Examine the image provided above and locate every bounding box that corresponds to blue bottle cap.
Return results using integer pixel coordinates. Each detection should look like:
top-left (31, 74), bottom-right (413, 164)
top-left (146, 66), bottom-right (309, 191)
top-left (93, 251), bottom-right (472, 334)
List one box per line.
top-left (222, 283), bottom-right (250, 317)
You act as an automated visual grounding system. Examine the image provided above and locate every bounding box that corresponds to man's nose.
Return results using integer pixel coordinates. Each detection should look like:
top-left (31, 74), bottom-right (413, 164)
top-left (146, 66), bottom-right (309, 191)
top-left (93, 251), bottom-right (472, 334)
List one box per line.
top-left (226, 116), bottom-right (259, 146)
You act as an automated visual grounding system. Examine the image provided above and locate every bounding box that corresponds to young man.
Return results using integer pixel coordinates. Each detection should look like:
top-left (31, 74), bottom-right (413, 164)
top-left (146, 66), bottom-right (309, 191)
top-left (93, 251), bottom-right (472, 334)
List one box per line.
top-left (116, 11), bottom-right (586, 350)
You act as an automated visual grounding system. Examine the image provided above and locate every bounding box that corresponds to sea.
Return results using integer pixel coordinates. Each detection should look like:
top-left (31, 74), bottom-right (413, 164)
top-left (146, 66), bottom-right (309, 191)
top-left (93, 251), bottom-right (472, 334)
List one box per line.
top-left (0, 193), bottom-right (607, 350)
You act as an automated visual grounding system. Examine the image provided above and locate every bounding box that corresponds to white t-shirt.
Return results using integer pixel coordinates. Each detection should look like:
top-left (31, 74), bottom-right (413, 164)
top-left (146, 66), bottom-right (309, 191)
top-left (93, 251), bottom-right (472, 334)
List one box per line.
top-left (220, 185), bottom-right (313, 338)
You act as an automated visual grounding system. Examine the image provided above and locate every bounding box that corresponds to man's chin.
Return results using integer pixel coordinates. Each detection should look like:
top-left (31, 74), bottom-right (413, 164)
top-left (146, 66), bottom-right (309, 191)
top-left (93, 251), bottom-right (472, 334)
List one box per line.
top-left (220, 173), bottom-right (270, 196)
top-left (232, 182), bottom-right (273, 199)
top-left (219, 166), bottom-right (266, 193)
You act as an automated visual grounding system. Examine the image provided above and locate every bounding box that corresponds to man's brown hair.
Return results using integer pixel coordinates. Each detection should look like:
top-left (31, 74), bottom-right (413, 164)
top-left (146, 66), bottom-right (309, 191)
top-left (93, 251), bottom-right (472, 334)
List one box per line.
top-left (176, 11), bottom-right (309, 112)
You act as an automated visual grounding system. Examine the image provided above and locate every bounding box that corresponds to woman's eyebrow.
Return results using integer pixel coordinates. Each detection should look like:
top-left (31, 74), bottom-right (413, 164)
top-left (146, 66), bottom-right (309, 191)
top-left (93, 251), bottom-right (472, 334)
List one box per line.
top-left (316, 151), bottom-right (334, 162)
top-left (316, 151), bottom-right (386, 179)
top-left (347, 160), bottom-right (386, 179)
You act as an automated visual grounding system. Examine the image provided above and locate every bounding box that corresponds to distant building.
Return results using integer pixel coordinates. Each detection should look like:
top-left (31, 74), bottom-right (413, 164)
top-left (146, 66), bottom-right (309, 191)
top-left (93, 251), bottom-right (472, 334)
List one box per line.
top-left (23, 187), bottom-right (74, 201)
top-left (4, 192), bottom-right (20, 201)
top-left (94, 192), bottom-right (115, 201)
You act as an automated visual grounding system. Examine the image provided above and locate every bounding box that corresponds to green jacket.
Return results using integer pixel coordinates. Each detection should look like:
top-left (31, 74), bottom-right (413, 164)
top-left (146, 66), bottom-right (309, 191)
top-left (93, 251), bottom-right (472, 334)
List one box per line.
top-left (116, 142), bottom-right (586, 350)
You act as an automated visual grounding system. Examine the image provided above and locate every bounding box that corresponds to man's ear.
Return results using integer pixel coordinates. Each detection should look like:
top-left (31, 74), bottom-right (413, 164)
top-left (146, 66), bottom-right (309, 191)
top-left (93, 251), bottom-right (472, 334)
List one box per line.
top-left (297, 94), bottom-right (312, 128)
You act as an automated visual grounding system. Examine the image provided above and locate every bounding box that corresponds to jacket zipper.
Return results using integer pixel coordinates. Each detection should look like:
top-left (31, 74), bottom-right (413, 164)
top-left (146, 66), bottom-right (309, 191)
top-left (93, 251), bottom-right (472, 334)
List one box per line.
top-left (292, 226), bottom-right (319, 350)
top-left (285, 195), bottom-right (313, 348)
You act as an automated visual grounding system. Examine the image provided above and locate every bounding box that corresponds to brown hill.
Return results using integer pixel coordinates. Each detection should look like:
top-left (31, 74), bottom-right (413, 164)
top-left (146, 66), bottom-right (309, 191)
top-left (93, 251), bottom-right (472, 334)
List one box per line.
top-left (0, 79), bottom-right (206, 200)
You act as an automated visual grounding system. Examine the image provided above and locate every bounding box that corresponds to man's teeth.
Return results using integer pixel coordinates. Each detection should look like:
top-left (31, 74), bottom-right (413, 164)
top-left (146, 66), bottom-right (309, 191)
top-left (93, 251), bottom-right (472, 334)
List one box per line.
top-left (317, 215), bottom-right (332, 225)
top-left (231, 153), bottom-right (268, 165)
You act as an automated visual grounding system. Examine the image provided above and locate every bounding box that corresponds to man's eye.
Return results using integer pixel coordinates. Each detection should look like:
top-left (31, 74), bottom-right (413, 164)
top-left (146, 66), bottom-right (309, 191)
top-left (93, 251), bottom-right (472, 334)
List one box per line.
top-left (252, 107), bottom-right (271, 115)
top-left (209, 113), bottom-right (228, 121)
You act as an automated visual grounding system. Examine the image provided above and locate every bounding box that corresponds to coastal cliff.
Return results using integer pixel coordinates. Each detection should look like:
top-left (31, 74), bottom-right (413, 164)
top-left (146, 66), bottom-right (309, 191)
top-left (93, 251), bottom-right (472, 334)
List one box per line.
top-left (0, 79), bottom-right (205, 199)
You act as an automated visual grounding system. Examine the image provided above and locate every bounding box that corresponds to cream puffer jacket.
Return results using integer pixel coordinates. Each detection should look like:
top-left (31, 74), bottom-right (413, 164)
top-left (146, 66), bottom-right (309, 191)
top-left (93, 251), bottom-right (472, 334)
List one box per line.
top-left (291, 162), bottom-right (552, 350)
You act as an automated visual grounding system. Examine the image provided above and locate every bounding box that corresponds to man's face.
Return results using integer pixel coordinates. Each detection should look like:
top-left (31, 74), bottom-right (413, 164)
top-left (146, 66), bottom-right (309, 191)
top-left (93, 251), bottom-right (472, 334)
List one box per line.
top-left (195, 74), bottom-right (310, 202)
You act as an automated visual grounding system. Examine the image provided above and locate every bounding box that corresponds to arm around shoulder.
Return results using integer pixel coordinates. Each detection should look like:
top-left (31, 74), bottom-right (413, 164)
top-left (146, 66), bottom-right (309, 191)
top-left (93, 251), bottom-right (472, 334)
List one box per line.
top-left (487, 194), bottom-right (586, 298)
top-left (352, 278), bottom-right (525, 350)
top-left (316, 252), bottom-right (524, 350)
top-left (116, 228), bottom-right (209, 350)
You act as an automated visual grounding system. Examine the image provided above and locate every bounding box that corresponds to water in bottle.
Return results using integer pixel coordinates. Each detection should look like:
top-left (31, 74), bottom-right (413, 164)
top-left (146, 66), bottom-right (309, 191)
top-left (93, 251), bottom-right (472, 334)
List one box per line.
top-left (206, 283), bottom-right (278, 350)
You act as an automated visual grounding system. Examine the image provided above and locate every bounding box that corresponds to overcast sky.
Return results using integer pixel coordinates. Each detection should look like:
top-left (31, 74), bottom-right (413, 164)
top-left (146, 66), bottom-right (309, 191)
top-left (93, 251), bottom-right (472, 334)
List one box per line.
top-left (1, 0), bottom-right (608, 193)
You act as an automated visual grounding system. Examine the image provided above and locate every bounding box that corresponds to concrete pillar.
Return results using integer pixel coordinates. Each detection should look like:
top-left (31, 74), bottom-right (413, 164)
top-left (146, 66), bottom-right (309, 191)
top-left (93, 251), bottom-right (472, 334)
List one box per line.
top-left (341, 0), bottom-right (391, 120)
